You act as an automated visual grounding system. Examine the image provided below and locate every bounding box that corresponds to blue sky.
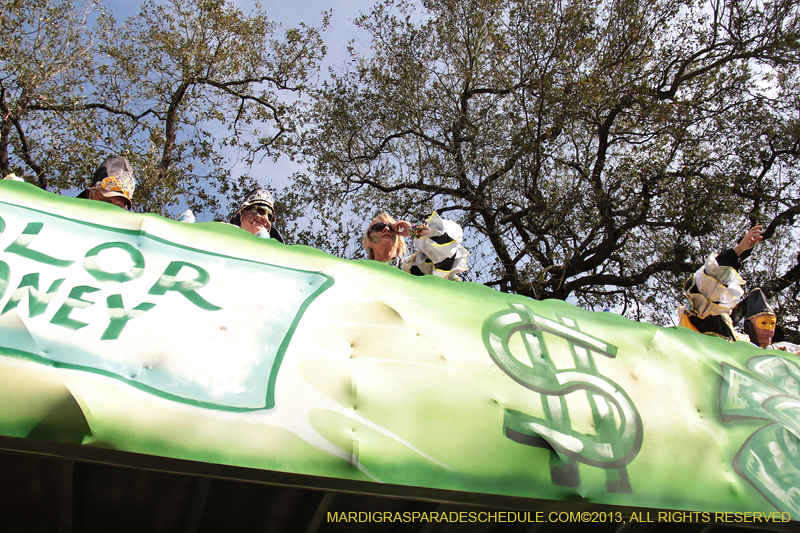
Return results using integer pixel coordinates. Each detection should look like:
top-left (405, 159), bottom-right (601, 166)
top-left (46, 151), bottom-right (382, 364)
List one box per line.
top-left (231, 0), bottom-right (375, 194)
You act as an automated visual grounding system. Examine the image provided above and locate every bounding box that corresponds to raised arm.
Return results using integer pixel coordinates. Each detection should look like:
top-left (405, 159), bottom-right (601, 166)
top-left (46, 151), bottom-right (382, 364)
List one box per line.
top-left (733, 225), bottom-right (764, 257)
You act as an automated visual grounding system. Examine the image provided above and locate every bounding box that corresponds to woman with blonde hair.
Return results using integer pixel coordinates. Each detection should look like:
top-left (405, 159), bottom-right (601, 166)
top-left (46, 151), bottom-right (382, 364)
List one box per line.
top-left (362, 212), bottom-right (468, 280)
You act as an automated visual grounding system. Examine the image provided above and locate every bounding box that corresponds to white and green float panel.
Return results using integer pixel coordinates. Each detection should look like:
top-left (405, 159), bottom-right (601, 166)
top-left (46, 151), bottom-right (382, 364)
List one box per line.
top-left (0, 180), bottom-right (798, 519)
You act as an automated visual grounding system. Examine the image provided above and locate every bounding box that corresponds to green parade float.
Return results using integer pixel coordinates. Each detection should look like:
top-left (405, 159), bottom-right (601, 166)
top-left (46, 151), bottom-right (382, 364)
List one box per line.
top-left (0, 179), bottom-right (797, 523)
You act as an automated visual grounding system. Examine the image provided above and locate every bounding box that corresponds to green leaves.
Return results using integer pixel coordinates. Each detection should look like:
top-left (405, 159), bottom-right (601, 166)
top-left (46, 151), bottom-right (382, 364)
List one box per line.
top-left (3, 0), bottom-right (799, 333)
top-left (1, 0), bottom-right (327, 219)
top-left (300, 0), bottom-right (800, 330)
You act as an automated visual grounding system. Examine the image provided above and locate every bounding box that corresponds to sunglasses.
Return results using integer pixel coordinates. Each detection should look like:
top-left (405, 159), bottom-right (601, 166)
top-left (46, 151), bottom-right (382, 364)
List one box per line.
top-left (369, 222), bottom-right (394, 234)
top-left (247, 205), bottom-right (275, 222)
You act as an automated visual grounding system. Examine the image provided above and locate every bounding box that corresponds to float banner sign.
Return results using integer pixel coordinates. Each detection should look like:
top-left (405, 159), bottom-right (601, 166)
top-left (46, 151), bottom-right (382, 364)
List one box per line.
top-left (0, 188), bottom-right (331, 410)
top-left (0, 181), bottom-right (798, 521)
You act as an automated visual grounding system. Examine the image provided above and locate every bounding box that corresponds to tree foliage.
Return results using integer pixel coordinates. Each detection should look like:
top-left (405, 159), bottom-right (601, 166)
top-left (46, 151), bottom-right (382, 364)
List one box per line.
top-left (0, 0), bottom-right (103, 189)
top-left (97, 0), bottom-right (328, 216)
top-left (2, 0), bottom-right (799, 332)
top-left (0, 0), bottom-right (327, 217)
top-left (299, 0), bottom-right (800, 328)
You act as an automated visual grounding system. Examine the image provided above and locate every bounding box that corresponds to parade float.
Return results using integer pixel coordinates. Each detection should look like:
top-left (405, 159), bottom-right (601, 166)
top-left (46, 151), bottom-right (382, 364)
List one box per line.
top-left (0, 179), bottom-right (797, 528)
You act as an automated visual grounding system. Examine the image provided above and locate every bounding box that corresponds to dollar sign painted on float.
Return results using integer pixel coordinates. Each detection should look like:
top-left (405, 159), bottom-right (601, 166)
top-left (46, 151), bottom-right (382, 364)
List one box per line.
top-left (720, 355), bottom-right (800, 516)
top-left (482, 303), bottom-right (643, 493)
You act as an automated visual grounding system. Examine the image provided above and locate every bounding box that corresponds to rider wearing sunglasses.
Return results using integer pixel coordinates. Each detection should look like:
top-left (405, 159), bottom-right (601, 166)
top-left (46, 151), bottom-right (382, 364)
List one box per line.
top-left (362, 212), bottom-right (469, 280)
top-left (231, 188), bottom-right (284, 242)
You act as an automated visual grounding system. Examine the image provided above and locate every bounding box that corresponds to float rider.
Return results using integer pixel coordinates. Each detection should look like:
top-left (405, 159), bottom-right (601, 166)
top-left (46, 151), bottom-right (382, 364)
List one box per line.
top-left (742, 288), bottom-right (800, 354)
top-left (230, 188), bottom-right (284, 243)
top-left (77, 155), bottom-right (136, 210)
top-left (679, 226), bottom-right (763, 341)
